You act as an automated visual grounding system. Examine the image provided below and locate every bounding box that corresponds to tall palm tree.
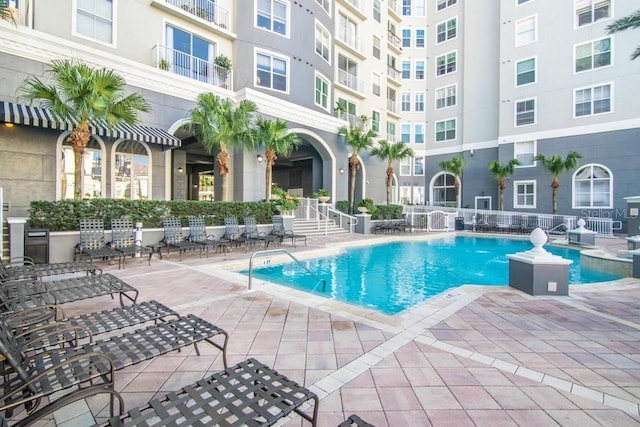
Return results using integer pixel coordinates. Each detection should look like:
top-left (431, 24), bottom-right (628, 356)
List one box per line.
top-left (188, 93), bottom-right (257, 201)
top-left (438, 155), bottom-right (465, 207)
top-left (1, 2), bottom-right (16, 24)
top-left (255, 118), bottom-right (300, 200)
top-left (20, 59), bottom-right (150, 199)
top-left (488, 159), bottom-right (521, 211)
top-left (370, 140), bottom-right (414, 204)
top-left (607, 9), bottom-right (640, 60)
top-left (339, 115), bottom-right (376, 213)
top-left (534, 151), bottom-right (582, 214)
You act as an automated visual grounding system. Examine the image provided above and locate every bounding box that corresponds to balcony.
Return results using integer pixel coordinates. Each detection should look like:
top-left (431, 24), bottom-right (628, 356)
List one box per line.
top-left (387, 30), bottom-right (402, 53)
top-left (387, 99), bottom-right (399, 115)
top-left (336, 69), bottom-right (365, 97)
top-left (152, 44), bottom-right (232, 90)
top-left (387, 0), bottom-right (401, 20)
top-left (337, 0), bottom-right (366, 20)
top-left (335, 29), bottom-right (367, 59)
top-left (387, 65), bottom-right (401, 83)
top-left (152, 0), bottom-right (232, 36)
top-left (334, 111), bottom-right (359, 128)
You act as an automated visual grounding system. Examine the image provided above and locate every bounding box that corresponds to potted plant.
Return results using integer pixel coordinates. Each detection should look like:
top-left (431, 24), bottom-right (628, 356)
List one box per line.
top-left (214, 54), bottom-right (231, 88)
top-left (271, 185), bottom-right (300, 215)
top-left (157, 59), bottom-right (169, 71)
top-left (356, 198), bottom-right (377, 216)
top-left (312, 188), bottom-right (331, 203)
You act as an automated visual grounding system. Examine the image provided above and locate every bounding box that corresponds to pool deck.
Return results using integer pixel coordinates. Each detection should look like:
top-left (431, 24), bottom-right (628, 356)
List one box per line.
top-left (21, 232), bottom-right (640, 426)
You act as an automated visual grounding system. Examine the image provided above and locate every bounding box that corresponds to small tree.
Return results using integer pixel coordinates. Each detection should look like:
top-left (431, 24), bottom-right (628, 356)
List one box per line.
top-left (339, 115), bottom-right (376, 213)
top-left (370, 140), bottom-right (414, 204)
top-left (438, 156), bottom-right (466, 207)
top-left (534, 151), bottom-right (582, 214)
top-left (255, 118), bottom-right (300, 200)
top-left (20, 60), bottom-right (150, 199)
top-left (488, 159), bottom-right (521, 211)
top-left (606, 9), bottom-right (640, 60)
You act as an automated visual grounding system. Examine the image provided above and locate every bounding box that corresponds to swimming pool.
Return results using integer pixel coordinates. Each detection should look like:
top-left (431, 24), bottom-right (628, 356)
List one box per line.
top-left (245, 236), bottom-right (623, 315)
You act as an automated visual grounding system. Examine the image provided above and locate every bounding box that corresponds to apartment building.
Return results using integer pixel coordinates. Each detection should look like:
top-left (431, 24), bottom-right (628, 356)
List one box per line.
top-left (0, 0), bottom-right (638, 232)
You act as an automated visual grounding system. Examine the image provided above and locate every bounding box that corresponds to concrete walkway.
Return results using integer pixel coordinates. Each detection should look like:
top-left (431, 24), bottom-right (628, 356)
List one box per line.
top-left (20, 232), bottom-right (640, 426)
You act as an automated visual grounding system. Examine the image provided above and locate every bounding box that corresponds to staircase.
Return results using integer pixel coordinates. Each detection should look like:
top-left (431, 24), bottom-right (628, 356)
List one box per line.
top-left (292, 219), bottom-right (350, 237)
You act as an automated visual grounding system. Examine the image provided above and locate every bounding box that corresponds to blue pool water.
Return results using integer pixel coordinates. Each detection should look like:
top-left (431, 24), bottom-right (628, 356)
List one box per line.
top-left (245, 236), bottom-right (623, 315)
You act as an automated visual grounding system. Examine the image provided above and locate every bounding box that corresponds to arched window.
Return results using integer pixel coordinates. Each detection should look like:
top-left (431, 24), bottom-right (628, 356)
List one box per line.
top-left (113, 140), bottom-right (152, 200)
top-left (573, 164), bottom-right (612, 208)
top-left (59, 135), bottom-right (105, 199)
top-left (431, 172), bottom-right (458, 207)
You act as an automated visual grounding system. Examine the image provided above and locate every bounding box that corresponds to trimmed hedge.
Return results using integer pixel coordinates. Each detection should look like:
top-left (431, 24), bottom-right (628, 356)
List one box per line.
top-left (28, 199), bottom-right (276, 231)
top-left (372, 204), bottom-right (404, 220)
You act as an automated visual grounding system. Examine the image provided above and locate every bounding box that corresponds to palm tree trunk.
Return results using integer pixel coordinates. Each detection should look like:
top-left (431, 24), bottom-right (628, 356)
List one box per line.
top-left (265, 149), bottom-right (276, 200)
top-left (386, 166), bottom-right (393, 205)
top-left (454, 177), bottom-right (460, 207)
top-left (349, 153), bottom-right (359, 213)
top-left (217, 144), bottom-right (229, 201)
top-left (499, 179), bottom-right (506, 211)
top-left (68, 121), bottom-right (91, 199)
top-left (552, 176), bottom-right (559, 214)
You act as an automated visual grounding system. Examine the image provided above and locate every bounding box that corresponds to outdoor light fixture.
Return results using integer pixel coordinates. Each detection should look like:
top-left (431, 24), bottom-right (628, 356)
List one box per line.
top-left (177, 167), bottom-right (184, 173)
top-left (256, 154), bottom-right (264, 163)
top-left (339, 168), bottom-right (345, 174)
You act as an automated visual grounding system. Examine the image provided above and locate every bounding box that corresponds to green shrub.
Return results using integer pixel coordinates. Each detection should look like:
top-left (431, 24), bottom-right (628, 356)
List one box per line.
top-left (356, 198), bottom-right (377, 217)
top-left (374, 204), bottom-right (404, 220)
top-left (335, 200), bottom-right (349, 214)
top-left (28, 199), bottom-right (275, 231)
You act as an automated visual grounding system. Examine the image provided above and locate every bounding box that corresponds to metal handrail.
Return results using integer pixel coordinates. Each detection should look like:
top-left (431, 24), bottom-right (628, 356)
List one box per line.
top-left (327, 207), bottom-right (358, 233)
top-left (248, 249), bottom-right (326, 292)
top-left (306, 204), bottom-right (329, 236)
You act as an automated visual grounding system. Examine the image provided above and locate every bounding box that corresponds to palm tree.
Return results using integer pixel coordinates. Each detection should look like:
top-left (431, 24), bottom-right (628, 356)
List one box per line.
top-left (488, 159), bottom-right (521, 211)
top-left (534, 151), bottom-right (582, 214)
top-left (255, 118), bottom-right (300, 200)
top-left (438, 155), bottom-right (466, 207)
top-left (188, 93), bottom-right (257, 201)
top-left (370, 140), bottom-right (414, 204)
top-left (339, 115), bottom-right (376, 213)
top-left (1, 2), bottom-right (16, 24)
top-left (20, 59), bottom-right (150, 199)
top-left (607, 9), bottom-right (640, 60)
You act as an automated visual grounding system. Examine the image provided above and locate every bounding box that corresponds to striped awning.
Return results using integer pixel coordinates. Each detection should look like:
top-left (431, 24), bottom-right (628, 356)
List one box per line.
top-left (0, 101), bottom-right (181, 148)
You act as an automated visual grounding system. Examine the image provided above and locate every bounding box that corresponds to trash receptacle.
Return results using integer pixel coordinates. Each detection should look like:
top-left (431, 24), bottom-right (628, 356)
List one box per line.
top-left (25, 228), bottom-right (49, 264)
top-left (455, 217), bottom-right (465, 231)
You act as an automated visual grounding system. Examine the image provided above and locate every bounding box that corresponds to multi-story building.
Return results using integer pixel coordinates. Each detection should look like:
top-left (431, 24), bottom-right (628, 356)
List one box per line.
top-left (0, 0), bottom-right (638, 232)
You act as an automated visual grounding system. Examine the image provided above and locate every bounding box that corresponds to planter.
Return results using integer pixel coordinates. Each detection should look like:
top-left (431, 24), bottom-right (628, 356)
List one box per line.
top-left (318, 196), bottom-right (330, 204)
top-left (357, 207), bottom-right (368, 213)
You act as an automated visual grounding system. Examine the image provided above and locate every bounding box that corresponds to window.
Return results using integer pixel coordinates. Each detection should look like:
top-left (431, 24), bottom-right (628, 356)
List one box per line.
top-left (314, 73), bottom-right (329, 109)
top-left (166, 25), bottom-right (214, 82)
top-left (315, 0), bottom-right (330, 14)
top-left (399, 186), bottom-right (412, 205)
top-left (573, 164), bottom-right (612, 208)
top-left (415, 92), bottom-right (425, 111)
top-left (402, 0), bottom-right (411, 15)
top-left (415, 0), bottom-right (425, 16)
top-left (59, 136), bottom-right (104, 199)
top-left (437, 0), bottom-right (456, 11)
top-left (338, 12), bottom-right (359, 51)
top-left (315, 22), bottom-right (330, 62)
top-left (435, 84), bottom-right (456, 109)
top-left (415, 61), bottom-right (425, 79)
top-left (575, 37), bottom-right (611, 72)
top-left (576, 0), bottom-right (610, 27)
top-left (514, 141), bottom-right (536, 166)
top-left (516, 57), bottom-right (536, 86)
top-left (514, 180), bottom-right (536, 208)
top-left (372, 110), bottom-right (381, 132)
top-left (435, 119), bottom-right (456, 142)
top-left (413, 157), bottom-right (424, 175)
top-left (401, 123), bottom-right (411, 143)
top-left (113, 140), bottom-right (151, 200)
top-left (338, 54), bottom-right (359, 91)
top-left (76, 0), bottom-right (113, 44)
top-left (414, 123), bottom-right (424, 143)
top-left (516, 15), bottom-right (536, 46)
top-left (400, 158), bottom-right (411, 176)
top-left (256, 51), bottom-right (288, 92)
top-left (402, 60), bottom-right (411, 79)
top-left (387, 87), bottom-right (397, 114)
top-left (436, 18), bottom-right (457, 43)
top-left (402, 29), bottom-right (411, 47)
top-left (336, 97), bottom-right (357, 121)
top-left (436, 51), bottom-right (456, 76)
top-left (387, 121), bottom-right (396, 142)
top-left (401, 92), bottom-right (411, 111)
top-left (415, 29), bottom-right (425, 47)
top-left (372, 72), bottom-right (381, 96)
top-left (432, 173), bottom-right (457, 207)
top-left (256, 0), bottom-right (288, 36)
top-left (373, 0), bottom-right (381, 22)
top-left (576, 83), bottom-right (612, 117)
top-left (517, 0), bottom-right (532, 4)
top-left (373, 36), bottom-right (381, 59)
top-left (515, 98), bottom-right (535, 126)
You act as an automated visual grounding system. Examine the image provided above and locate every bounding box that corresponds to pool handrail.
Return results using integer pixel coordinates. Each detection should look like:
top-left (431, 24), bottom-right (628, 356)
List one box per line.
top-left (248, 249), bottom-right (326, 292)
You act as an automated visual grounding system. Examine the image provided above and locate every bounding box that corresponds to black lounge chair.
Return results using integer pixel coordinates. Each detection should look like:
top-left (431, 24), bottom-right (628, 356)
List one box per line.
top-left (159, 217), bottom-right (205, 260)
top-left (187, 216), bottom-right (230, 255)
top-left (0, 256), bottom-right (100, 282)
top-left (338, 414), bottom-right (376, 427)
top-left (109, 218), bottom-right (153, 267)
top-left (243, 216), bottom-right (280, 248)
top-left (75, 219), bottom-right (124, 268)
top-left (269, 216), bottom-right (307, 247)
top-left (102, 358), bottom-right (318, 426)
top-left (223, 216), bottom-right (255, 249)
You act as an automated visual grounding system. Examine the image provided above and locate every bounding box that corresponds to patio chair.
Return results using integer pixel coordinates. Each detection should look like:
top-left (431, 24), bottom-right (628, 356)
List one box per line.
top-left (243, 216), bottom-right (280, 248)
top-left (0, 256), bottom-right (100, 282)
top-left (223, 216), bottom-right (254, 248)
top-left (102, 357), bottom-right (318, 426)
top-left (509, 216), bottom-right (527, 234)
top-left (269, 216), bottom-right (307, 247)
top-left (75, 219), bottom-right (124, 268)
top-left (338, 414), bottom-right (376, 427)
top-left (524, 215), bottom-right (539, 234)
top-left (109, 218), bottom-right (153, 267)
top-left (159, 217), bottom-right (205, 261)
top-left (187, 216), bottom-right (230, 256)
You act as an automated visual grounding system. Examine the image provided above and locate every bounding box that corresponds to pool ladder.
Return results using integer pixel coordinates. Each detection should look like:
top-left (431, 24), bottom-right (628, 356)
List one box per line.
top-left (248, 249), bottom-right (326, 292)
